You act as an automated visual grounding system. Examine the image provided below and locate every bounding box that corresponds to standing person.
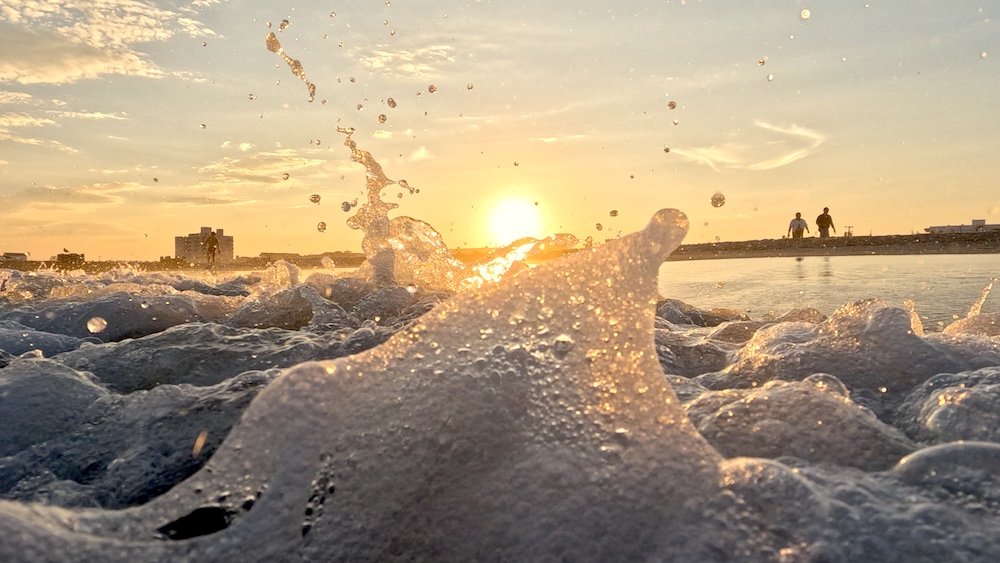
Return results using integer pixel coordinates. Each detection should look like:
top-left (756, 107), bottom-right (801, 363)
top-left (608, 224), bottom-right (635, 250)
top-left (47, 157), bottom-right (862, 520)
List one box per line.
top-left (788, 212), bottom-right (809, 238)
top-left (816, 207), bottom-right (836, 238)
top-left (205, 231), bottom-right (219, 267)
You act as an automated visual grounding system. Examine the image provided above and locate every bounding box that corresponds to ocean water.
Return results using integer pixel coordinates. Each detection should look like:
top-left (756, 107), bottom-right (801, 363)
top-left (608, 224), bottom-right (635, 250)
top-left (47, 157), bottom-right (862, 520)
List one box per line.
top-left (3, 137), bottom-right (1000, 562)
top-left (661, 254), bottom-right (1000, 331)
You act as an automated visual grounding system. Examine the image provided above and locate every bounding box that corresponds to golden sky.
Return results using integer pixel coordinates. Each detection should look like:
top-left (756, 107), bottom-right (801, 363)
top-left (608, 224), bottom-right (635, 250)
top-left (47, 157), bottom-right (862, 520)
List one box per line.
top-left (1, 1), bottom-right (998, 261)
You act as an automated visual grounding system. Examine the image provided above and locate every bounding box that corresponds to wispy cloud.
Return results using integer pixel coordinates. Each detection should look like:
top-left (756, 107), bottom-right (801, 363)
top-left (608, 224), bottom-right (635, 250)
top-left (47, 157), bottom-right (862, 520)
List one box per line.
top-left (358, 44), bottom-right (456, 79)
top-left (408, 146), bottom-right (433, 162)
top-left (198, 149), bottom-right (326, 184)
top-left (0, 181), bottom-right (143, 215)
top-left (0, 0), bottom-right (217, 84)
top-left (672, 121), bottom-right (826, 172)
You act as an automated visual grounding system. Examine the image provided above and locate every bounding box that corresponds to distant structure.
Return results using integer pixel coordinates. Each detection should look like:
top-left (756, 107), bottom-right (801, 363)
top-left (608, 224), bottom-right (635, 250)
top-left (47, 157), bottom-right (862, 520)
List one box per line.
top-left (925, 219), bottom-right (1000, 235)
top-left (55, 253), bottom-right (85, 268)
top-left (175, 227), bottom-right (234, 263)
top-left (2, 252), bottom-right (28, 261)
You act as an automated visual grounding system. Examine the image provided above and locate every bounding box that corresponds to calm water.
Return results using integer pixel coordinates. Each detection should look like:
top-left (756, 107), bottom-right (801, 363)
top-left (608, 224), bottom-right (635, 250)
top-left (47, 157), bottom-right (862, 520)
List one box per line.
top-left (659, 254), bottom-right (1000, 330)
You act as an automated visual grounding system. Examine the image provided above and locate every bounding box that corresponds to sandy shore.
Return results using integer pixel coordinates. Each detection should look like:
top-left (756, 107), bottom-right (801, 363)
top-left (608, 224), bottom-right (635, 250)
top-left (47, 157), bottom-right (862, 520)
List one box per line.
top-left (667, 232), bottom-right (1000, 261)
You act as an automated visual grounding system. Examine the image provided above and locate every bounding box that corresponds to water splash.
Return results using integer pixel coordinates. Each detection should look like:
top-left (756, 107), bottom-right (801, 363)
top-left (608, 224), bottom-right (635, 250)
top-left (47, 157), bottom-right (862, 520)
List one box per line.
top-left (265, 32), bottom-right (317, 102)
top-left (967, 277), bottom-right (997, 317)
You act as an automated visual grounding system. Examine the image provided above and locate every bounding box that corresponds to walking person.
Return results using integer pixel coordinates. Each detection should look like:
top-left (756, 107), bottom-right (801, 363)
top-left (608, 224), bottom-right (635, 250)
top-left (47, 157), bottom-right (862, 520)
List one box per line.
top-left (205, 231), bottom-right (219, 268)
top-left (816, 207), bottom-right (836, 238)
top-left (788, 212), bottom-right (809, 239)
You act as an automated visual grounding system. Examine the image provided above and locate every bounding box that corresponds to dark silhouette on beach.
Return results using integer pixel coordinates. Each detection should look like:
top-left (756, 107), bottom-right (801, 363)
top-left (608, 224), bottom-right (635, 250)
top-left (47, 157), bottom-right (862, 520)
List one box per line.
top-left (817, 207), bottom-right (836, 238)
top-left (205, 231), bottom-right (219, 268)
top-left (788, 212), bottom-right (809, 238)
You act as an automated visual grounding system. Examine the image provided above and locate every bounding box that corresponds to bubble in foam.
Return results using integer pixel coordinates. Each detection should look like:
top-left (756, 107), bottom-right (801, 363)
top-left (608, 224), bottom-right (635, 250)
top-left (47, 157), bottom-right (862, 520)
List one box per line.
top-left (87, 317), bottom-right (108, 334)
top-left (316, 222), bottom-right (327, 232)
top-left (309, 194), bottom-right (321, 204)
top-left (711, 193), bottom-right (726, 208)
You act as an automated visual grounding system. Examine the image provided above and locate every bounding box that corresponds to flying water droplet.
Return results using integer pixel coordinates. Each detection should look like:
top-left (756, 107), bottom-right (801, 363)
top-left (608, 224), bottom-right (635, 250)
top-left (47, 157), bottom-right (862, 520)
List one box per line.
top-left (317, 222), bottom-right (327, 232)
top-left (800, 9), bottom-right (811, 20)
top-left (310, 194), bottom-right (321, 204)
top-left (87, 317), bottom-right (108, 334)
top-left (279, 19), bottom-right (290, 32)
top-left (758, 58), bottom-right (766, 66)
top-left (248, 93), bottom-right (256, 100)
top-left (663, 147), bottom-right (671, 153)
top-left (609, 210), bottom-right (619, 217)
top-left (767, 74), bottom-right (774, 81)
top-left (667, 101), bottom-right (677, 109)
top-left (428, 85), bottom-right (437, 93)
top-left (378, 114), bottom-right (387, 124)
top-left (596, 223), bottom-right (603, 231)
top-left (387, 98), bottom-right (397, 108)
top-left (711, 193), bottom-right (726, 208)
top-left (341, 201), bottom-right (352, 212)
top-left (467, 83), bottom-right (474, 90)
top-left (282, 173), bottom-right (290, 180)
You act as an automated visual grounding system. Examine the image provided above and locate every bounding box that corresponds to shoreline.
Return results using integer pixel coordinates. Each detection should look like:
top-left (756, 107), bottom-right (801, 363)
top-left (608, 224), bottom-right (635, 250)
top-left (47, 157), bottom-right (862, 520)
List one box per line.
top-left (4, 233), bottom-right (1000, 274)
top-left (667, 232), bottom-right (1000, 261)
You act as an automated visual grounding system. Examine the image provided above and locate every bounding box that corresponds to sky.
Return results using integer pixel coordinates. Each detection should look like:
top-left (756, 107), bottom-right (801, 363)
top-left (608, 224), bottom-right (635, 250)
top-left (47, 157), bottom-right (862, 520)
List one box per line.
top-left (0, 0), bottom-right (997, 262)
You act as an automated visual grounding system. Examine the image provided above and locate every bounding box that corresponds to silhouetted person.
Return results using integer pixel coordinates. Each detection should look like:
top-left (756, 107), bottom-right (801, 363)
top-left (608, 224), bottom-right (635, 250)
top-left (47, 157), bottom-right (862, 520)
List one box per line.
top-left (816, 207), bottom-right (836, 238)
top-left (788, 212), bottom-right (809, 239)
top-left (205, 231), bottom-right (219, 267)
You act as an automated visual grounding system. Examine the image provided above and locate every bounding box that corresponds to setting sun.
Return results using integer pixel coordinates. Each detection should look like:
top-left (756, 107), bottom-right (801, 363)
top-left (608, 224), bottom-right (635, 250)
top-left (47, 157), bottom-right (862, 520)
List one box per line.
top-left (490, 199), bottom-right (542, 246)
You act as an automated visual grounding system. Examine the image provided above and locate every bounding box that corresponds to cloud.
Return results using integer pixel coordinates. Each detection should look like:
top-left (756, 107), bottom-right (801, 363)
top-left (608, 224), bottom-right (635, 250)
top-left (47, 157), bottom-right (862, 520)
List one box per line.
top-left (408, 146), bottom-right (433, 162)
top-left (530, 134), bottom-right (588, 143)
top-left (358, 44), bottom-right (456, 79)
top-left (0, 0), bottom-right (217, 84)
top-left (163, 195), bottom-right (252, 206)
top-left (0, 90), bottom-right (34, 105)
top-left (672, 121), bottom-right (826, 172)
top-left (198, 149), bottom-right (326, 185)
top-left (46, 110), bottom-right (127, 120)
top-left (0, 182), bottom-right (144, 215)
top-left (239, 142), bottom-right (254, 151)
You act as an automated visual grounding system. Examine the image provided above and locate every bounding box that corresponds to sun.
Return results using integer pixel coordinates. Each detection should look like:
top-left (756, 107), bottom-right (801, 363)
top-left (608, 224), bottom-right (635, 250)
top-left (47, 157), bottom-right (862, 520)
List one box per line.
top-left (490, 198), bottom-right (542, 246)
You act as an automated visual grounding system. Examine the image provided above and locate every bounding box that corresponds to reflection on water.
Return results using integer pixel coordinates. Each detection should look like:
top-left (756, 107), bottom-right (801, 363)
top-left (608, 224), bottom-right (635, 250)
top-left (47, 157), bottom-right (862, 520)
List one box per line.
top-left (660, 254), bottom-right (1000, 329)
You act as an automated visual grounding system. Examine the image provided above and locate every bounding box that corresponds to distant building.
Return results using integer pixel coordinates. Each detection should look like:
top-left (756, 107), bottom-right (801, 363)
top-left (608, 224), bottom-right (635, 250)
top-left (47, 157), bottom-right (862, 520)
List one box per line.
top-left (175, 227), bottom-right (234, 263)
top-left (925, 219), bottom-right (1000, 235)
top-left (2, 252), bottom-right (28, 261)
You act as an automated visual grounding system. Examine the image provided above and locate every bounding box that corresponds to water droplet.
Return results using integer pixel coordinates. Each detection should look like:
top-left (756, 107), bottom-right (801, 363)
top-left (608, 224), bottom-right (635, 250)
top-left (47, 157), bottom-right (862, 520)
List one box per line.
top-left (266, 21), bottom-right (272, 28)
top-left (200, 123), bottom-right (206, 129)
top-left (596, 223), bottom-right (603, 231)
top-left (201, 41), bottom-right (207, 47)
top-left (672, 119), bottom-right (679, 125)
top-left (248, 93), bottom-right (256, 100)
top-left (799, 9), bottom-right (812, 20)
top-left (397, 192), bottom-right (403, 198)
top-left (87, 317), bottom-right (108, 334)
top-left (711, 193), bottom-right (726, 207)
top-left (383, 20), bottom-right (389, 25)
top-left (279, 19), bottom-right (290, 32)
top-left (398, 179), bottom-right (410, 190)
top-left (428, 84), bottom-right (437, 93)
top-left (317, 222), bottom-right (327, 232)
top-left (609, 210), bottom-right (619, 217)
top-left (329, 12), bottom-right (336, 18)
top-left (663, 147), bottom-right (671, 153)
top-left (310, 194), bottom-right (321, 204)
top-left (513, 161), bottom-right (519, 167)
top-left (282, 173), bottom-right (290, 180)
top-left (153, 177), bottom-right (159, 182)
top-left (758, 58), bottom-right (766, 66)
top-left (467, 83), bottom-right (474, 90)
top-left (714, 235), bottom-right (721, 243)
top-left (356, 104), bottom-right (364, 110)
top-left (982, 51), bottom-right (988, 59)
top-left (667, 101), bottom-right (677, 109)
top-left (341, 201), bottom-right (352, 212)
top-left (390, 30), bottom-right (396, 36)
top-left (387, 98), bottom-right (397, 108)
top-left (767, 74), bottom-right (774, 81)
top-left (716, 282), bottom-right (725, 289)
top-left (378, 114), bottom-right (387, 123)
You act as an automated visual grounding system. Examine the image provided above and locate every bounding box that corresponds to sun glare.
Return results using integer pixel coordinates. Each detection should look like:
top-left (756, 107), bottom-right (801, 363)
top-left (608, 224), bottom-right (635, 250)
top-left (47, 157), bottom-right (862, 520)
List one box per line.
top-left (490, 199), bottom-right (542, 246)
